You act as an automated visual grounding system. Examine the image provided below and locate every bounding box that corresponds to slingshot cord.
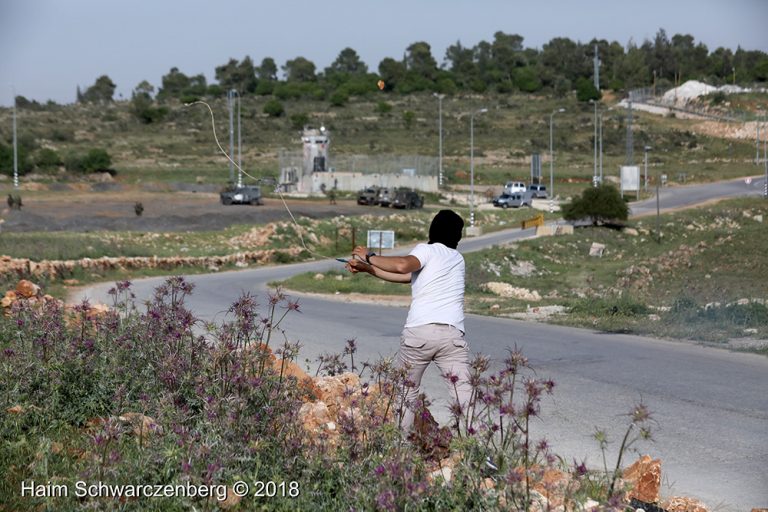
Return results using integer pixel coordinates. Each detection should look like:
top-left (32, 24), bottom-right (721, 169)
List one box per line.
top-left (185, 100), bottom-right (337, 261)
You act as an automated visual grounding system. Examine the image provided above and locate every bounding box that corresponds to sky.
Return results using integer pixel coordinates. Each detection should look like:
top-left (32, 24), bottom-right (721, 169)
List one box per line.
top-left (1, 0), bottom-right (766, 107)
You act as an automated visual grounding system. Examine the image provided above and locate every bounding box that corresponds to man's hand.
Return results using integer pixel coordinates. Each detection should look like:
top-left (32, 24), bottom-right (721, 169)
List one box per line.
top-left (345, 258), bottom-right (372, 274)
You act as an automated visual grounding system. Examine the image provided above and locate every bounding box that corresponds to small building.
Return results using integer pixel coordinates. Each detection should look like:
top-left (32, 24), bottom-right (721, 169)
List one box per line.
top-left (279, 126), bottom-right (438, 195)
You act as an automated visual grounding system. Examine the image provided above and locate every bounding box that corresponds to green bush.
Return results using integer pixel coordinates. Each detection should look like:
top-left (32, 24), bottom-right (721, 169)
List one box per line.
top-left (263, 99), bottom-right (285, 117)
top-left (34, 148), bottom-right (62, 169)
top-left (329, 89), bottom-right (349, 107)
top-left (290, 113), bottom-right (310, 130)
top-left (402, 110), bottom-right (416, 129)
top-left (64, 148), bottom-right (113, 173)
top-left (375, 101), bottom-right (392, 115)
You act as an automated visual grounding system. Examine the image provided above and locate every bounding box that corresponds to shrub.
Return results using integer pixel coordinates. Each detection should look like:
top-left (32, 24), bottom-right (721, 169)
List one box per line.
top-left (290, 113), bottom-right (310, 130)
top-left (264, 99), bottom-right (285, 117)
top-left (329, 89), bottom-right (349, 107)
top-left (402, 110), bottom-right (416, 129)
top-left (34, 148), bottom-right (62, 169)
top-left (375, 101), bottom-right (392, 115)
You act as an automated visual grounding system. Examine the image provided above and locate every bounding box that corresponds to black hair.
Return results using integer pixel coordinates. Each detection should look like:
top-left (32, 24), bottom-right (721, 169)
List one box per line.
top-left (428, 209), bottom-right (464, 249)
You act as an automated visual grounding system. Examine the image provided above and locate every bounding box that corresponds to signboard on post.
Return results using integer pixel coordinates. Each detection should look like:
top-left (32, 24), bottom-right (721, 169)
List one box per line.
top-left (367, 230), bottom-right (395, 252)
top-left (620, 166), bottom-right (640, 198)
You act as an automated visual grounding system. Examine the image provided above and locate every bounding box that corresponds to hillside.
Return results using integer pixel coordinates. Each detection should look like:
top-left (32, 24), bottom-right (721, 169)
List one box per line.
top-left (1, 90), bottom-right (766, 197)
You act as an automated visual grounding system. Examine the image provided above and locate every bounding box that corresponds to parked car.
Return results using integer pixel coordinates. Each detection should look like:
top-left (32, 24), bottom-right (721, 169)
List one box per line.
top-left (527, 184), bottom-right (548, 198)
top-left (391, 190), bottom-right (423, 209)
top-left (503, 181), bottom-right (527, 194)
top-left (493, 192), bottom-right (531, 209)
top-left (357, 187), bottom-right (379, 205)
top-left (377, 188), bottom-right (392, 207)
top-left (220, 185), bottom-right (262, 205)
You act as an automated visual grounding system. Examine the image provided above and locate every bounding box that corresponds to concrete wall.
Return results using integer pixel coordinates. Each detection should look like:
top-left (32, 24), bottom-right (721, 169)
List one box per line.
top-left (300, 172), bottom-right (439, 194)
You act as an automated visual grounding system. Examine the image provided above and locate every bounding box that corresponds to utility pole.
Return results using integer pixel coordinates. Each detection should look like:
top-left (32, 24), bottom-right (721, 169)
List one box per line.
top-left (434, 93), bottom-right (445, 187)
top-left (626, 100), bottom-right (634, 166)
top-left (12, 88), bottom-right (19, 189)
top-left (227, 90), bottom-right (235, 185)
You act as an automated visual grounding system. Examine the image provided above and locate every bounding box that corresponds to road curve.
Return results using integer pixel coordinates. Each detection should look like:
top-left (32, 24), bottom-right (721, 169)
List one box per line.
top-left (75, 181), bottom-right (768, 510)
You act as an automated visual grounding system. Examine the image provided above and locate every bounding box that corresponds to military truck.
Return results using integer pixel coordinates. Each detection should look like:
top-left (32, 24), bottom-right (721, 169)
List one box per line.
top-left (220, 185), bottom-right (262, 205)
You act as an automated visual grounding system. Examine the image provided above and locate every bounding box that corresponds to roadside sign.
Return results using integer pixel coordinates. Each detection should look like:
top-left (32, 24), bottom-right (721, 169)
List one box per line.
top-left (367, 230), bottom-right (395, 250)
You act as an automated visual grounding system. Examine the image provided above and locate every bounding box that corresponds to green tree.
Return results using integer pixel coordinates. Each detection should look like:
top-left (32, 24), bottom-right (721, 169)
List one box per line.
top-left (404, 41), bottom-right (438, 81)
top-left (158, 68), bottom-right (191, 99)
top-left (444, 40), bottom-right (476, 88)
top-left (0, 143), bottom-right (31, 176)
top-left (131, 81), bottom-right (167, 124)
top-left (283, 57), bottom-right (317, 82)
top-left (378, 57), bottom-right (406, 91)
top-left (576, 77), bottom-right (601, 102)
top-left (491, 31), bottom-right (526, 82)
top-left (541, 37), bottom-right (589, 83)
top-left (326, 47), bottom-right (368, 75)
top-left (257, 57), bottom-right (278, 81)
top-left (215, 56), bottom-right (257, 93)
top-left (513, 66), bottom-right (542, 92)
top-left (562, 184), bottom-right (629, 225)
top-left (81, 75), bottom-right (116, 103)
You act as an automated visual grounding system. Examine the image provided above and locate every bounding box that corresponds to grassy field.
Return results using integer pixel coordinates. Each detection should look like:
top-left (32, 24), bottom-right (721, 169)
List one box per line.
top-left (278, 197), bottom-right (768, 348)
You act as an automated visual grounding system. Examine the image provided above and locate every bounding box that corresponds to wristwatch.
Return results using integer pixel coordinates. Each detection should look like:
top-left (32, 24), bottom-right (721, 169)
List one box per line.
top-left (365, 251), bottom-right (376, 264)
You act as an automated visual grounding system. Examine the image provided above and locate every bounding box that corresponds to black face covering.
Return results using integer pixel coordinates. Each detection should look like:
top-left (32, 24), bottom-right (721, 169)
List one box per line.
top-left (428, 210), bottom-right (464, 249)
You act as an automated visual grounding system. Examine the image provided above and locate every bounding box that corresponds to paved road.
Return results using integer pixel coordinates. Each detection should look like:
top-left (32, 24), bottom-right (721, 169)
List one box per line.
top-left (630, 174), bottom-right (766, 217)
top-left (76, 181), bottom-right (768, 510)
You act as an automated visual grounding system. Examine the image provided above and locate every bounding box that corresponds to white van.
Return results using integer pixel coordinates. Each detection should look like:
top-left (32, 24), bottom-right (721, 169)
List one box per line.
top-left (504, 181), bottom-right (526, 194)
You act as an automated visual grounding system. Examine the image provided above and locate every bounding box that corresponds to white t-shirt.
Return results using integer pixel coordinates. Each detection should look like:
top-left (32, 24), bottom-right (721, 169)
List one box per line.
top-left (404, 242), bottom-right (465, 333)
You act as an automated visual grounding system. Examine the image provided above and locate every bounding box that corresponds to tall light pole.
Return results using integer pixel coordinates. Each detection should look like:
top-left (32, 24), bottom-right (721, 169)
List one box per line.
top-left (227, 89), bottom-right (242, 186)
top-left (433, 93), bottom-right (445, 188)
top-left (764, 115), bottom-right (768, 199)
top-left (656, 166), bottom-right (661, 243)
top-left (11, 88), bottom-right (19, 189)
top-left (757, 115), bottom-right (761, 166)
top-left (236, 91), bottom-right (242, 187)
top-left (549, 108), bottom-right (565, 202)
top-left (590, 100), bottom-right (598, 186)
top-left (469, 107), bottom-right (488, 229)
top-left (644, 146), bottom-right (652, 193)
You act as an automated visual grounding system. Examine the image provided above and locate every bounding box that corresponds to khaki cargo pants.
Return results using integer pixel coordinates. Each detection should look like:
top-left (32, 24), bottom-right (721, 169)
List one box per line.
top-left (397, 323), bottom-right (472, 430)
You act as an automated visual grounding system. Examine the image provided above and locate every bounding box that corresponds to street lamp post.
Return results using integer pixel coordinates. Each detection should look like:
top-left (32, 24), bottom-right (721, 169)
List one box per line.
top-left (656, 168), bottom-right (661, 243)
top-left (591, 100), bottom-right (598, 186)
top-left (434, 93), bottom-right (445, 187)
top-left (237, 91), bottom-right (242, 187)
top-left (644, 146), bottom-right (652, 193)
top-left (469, 107), bottom-right (488, 229)
top-left (11, 88), bottom-right (18, 189)
top-left (549, 108), bottom-right (566, 205)
top-left (764, 115), bottom-right (768, 198)
top-left (227, 89), bottom-right (242, 186)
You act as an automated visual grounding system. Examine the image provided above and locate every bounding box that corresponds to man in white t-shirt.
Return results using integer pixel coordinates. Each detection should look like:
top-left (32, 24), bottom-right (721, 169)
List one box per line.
top-left (346, 210), bottom-right (472, 430)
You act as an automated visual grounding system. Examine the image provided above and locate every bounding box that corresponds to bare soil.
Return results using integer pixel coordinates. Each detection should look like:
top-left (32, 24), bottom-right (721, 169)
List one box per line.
top-left (1, 191), bottom-right (392, 233)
